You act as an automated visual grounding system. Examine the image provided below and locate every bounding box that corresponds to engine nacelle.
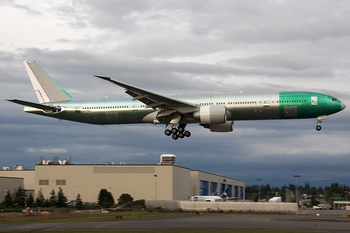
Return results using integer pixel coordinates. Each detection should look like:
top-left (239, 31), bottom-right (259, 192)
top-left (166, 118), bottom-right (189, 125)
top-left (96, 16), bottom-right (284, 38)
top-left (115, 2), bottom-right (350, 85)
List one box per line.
top-left (193, 105), bottom-right (231, 124)
top-left (209, 121), bottom-right (234, 132)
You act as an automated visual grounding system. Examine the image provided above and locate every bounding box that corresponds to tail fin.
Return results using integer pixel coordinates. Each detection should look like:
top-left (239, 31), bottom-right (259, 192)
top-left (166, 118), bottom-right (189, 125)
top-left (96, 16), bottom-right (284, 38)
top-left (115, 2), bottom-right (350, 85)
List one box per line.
top-left (220, 186), bottom-right (229, 198)
top-left (23, 60), bottom-right (73, 103)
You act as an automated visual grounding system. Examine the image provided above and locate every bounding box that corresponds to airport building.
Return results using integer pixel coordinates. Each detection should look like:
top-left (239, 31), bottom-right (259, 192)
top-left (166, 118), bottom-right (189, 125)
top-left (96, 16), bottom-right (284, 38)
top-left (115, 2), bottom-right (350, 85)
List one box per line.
top-left (0, 155), bottom-right (245, 203)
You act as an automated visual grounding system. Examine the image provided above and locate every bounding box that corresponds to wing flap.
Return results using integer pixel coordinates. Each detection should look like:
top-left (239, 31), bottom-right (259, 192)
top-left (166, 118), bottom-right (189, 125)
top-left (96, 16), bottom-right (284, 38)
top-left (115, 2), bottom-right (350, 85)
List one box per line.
top-left (94, 75), bottom-right (197, 111)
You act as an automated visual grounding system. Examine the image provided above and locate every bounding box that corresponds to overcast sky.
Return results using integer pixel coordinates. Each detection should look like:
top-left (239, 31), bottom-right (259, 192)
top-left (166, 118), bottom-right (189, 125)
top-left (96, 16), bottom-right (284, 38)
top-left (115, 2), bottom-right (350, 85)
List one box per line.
top-left (1, 0), bottom-right (349, 189)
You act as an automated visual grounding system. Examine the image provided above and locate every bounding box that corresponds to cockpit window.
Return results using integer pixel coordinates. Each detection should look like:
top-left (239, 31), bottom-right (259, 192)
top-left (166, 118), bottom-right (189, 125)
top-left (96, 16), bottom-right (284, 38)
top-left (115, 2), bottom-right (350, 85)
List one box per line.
top-left (331, 98), bottom-right (340, 102)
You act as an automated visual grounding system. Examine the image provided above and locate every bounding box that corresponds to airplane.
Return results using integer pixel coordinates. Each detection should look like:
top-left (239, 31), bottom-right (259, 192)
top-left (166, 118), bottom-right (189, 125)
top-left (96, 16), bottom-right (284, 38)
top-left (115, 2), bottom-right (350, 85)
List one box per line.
top-left (190, 187), bottom-right (229, 202)
top-left (6, 60), bottom-right (346, 140)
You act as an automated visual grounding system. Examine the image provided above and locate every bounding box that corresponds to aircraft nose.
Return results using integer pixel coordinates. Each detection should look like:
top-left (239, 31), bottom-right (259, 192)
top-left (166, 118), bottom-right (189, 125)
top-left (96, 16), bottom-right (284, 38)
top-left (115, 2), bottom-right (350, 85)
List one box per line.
top-left (341, 102), bottom-right (346, 110)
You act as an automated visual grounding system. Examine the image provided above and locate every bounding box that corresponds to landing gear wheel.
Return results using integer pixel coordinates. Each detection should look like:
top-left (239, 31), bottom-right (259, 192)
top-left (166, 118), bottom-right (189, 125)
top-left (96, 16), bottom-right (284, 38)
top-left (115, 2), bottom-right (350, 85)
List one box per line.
top-left (172, 134), bottom-right (178, 140)
top-left (171, 128), bottom-right (178, 134)
top-left (178, 132), bottom-right (184, 138)
top-left (165, 129), bottom-right (171, 136)
top-left (184, 131), bottom-right (191, 137)
top-left (178, 127), bottom-right (184, 133)
top-left (316, 125), bottom-right (321, 131)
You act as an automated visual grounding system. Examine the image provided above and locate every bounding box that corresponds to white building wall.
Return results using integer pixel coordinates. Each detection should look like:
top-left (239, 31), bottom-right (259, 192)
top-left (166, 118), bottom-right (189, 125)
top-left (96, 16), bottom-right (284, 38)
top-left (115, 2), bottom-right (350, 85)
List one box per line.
top-left (0, 170), bottom-right (35, 190)
top-left (34, 164), bottom-right (191, 203)
top-left (1, 164), bottom-right (244, 203)
top-left (172, 165), bottom-right (191, 200)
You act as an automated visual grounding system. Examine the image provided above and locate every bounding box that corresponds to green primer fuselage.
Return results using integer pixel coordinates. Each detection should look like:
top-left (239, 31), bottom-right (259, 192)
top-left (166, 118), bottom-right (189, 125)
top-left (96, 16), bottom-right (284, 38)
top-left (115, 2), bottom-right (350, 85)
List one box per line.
top-left (23, 91), bottom-right (343, 125)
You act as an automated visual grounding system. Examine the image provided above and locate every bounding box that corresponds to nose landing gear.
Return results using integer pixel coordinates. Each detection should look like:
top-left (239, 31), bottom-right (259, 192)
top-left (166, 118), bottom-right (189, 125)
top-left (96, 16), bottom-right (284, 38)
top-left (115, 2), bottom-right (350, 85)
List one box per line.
top-left (164, 124), bottom-right (191, 140)
top-left (316, 115), bottom-right (326, 131)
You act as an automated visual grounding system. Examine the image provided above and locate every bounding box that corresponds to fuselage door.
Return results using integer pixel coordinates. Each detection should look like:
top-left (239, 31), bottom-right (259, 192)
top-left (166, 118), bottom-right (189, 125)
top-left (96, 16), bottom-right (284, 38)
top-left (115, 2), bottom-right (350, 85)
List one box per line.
top-left (75, 105), bottom-right (81, 113)
top-left (263, 98), bottom-right (269, 107)
top-left (311, 96), bottom-right (318, 106)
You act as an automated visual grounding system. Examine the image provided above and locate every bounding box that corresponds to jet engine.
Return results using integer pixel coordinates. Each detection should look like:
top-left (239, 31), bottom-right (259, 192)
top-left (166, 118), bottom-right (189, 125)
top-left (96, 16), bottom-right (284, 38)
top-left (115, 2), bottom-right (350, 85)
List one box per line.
top-left (193, 105), bottom-right (231, 124)
top-left (209, 121), bottom-right (234, 132)
top-left (201, 121), bottom-right (234, 132)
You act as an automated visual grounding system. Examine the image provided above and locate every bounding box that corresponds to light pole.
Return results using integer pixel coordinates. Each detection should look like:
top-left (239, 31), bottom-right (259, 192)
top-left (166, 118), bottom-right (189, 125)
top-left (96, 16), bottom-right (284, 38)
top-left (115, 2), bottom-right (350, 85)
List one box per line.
top-left (345, 191), bottom-right (349, 207)
top-left (293, 175), bottom-right (300, 211)
top-left (257, 179), bottom-right (262, 202)
top-left (154, 175), bottom-right (157, 208)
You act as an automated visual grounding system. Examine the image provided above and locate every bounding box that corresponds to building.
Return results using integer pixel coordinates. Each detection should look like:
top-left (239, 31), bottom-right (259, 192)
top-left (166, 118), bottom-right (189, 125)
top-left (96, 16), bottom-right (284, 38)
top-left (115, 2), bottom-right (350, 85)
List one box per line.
top-left (0, 177), bottom-right (24, 202)
top-left (0, 156), bottom-right (245, 203)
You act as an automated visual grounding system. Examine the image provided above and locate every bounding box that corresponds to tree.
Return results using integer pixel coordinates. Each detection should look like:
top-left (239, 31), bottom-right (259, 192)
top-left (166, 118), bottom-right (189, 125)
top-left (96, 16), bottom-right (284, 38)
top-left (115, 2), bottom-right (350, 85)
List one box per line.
top-left (98, 189), bottom-right (114, 207)
top-left (49, 189), bottom-right (57, 206)
top-left (310, 196), bottom-right (320, 206)
top-left (56, 187), bottom-right (67, 208)
top-left (13, 187), bottom-right (26, 207)
top-left (118, 193), bottom-right (134, 205)
top-left (75, 193), bottom-right (84, 209)
top-left (35, 189), bottom-right (45, 207)
top-left (3, 190), bottom-right (13, 207)
top-left (254, 195), bottom-right (258, 202)
top-left (27, 193), bottom-right (34, 207)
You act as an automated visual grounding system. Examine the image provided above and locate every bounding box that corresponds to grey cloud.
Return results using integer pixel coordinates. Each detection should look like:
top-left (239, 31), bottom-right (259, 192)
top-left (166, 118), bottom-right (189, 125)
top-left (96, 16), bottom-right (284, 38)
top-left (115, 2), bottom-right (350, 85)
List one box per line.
top-left (226, 52), bottom-right (330, 71)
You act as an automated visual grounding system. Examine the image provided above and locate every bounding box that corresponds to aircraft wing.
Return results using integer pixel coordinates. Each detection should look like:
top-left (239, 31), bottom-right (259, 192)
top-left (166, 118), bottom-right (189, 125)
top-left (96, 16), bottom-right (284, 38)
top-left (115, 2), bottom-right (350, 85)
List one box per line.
top-left (95, 76), bottom-right (197, 113)
top-left (6, 99), bottom-right (57, 111)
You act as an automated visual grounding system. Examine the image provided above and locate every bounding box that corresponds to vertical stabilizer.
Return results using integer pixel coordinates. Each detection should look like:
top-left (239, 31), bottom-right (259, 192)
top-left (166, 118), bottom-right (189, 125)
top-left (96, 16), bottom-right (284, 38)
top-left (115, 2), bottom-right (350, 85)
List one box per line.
top-left (23, 60), bottom-right (73, 103)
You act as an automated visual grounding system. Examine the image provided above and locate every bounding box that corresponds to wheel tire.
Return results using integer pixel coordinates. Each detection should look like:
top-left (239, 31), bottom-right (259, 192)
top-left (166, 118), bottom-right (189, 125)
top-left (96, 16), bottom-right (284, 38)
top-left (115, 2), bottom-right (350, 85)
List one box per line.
top-left (165, 129), bottom-right (171, 136)
top-left (171, 128), bottom-right (178, 134)
top-left (178, 127), bottom-right (184, 133)
top-left (172, 134), bottom-right (178, 140)
top-left (316, 125), bottom-right (321, 131)
top-left (178, 132), bottom-right (184, 138)
top-left (184, 131), bottom-right (191, 137)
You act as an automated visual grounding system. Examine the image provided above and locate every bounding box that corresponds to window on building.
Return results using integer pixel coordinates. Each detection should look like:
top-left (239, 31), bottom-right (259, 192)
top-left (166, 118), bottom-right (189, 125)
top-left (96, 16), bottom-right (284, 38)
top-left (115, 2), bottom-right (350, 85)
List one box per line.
top-left (56, 180), bottom-right (66, 185)
top-left (227, 185), bottom-right (232, 197)
top-left (210, 182), bottom-right (218, 196)
top-left (200, 180), bottom-right (209, 196)
top-left (240, 187), bottom-right (244, 199)
top-left (234, 185), bottom-right (239, 199)
top-left (220, 183), bottom-right (226, 195)
top-left (39, 180), bottom-right (49, 185)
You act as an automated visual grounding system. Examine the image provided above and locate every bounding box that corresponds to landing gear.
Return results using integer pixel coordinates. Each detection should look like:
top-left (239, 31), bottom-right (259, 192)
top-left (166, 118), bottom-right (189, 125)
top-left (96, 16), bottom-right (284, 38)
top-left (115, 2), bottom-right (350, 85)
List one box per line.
top-left (164, 124), bottom-right (191, 140)
top-left (316, 115), bottom-right (326, 131)
top-left (164, 129), bottom-right (171, 136)
top-left (172, 133), bottom-right (178, 140)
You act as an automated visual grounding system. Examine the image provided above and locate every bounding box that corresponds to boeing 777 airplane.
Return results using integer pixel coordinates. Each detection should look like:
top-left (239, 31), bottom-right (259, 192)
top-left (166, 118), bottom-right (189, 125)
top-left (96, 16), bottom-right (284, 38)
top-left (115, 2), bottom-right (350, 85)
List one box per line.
top-left (7, 60), bottom-right (346, 140)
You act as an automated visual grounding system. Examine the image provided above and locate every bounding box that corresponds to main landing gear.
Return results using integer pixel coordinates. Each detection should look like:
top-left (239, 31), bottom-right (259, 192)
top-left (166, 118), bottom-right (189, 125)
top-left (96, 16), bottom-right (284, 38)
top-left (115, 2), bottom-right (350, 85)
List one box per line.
top-left (316, 115), bottom-right (326, 131)
top-left (164, 124), bottom-right (191, 140)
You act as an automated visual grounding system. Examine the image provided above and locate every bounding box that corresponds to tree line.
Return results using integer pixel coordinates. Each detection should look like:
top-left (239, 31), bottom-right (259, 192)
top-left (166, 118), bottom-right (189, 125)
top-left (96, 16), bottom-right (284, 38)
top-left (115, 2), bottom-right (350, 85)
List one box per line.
top-left (245, 182), bottom-right (350, 204)
top-left (1, 187), bottom-right (142, 209)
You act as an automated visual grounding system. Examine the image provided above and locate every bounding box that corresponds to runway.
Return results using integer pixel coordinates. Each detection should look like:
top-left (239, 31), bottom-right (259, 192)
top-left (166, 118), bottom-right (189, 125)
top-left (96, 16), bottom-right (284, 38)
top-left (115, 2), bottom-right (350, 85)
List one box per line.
top-left (1, 212), bottom-right (350, 232)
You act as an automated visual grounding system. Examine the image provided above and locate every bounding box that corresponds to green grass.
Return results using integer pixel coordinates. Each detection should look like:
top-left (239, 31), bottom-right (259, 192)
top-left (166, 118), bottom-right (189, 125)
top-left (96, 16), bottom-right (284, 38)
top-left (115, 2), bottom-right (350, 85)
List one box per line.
top-left (0, 231), bottom-right (312, 233)
top-left (0, 231), bottom-right (313, 233)
top-left (0, 212), bottom-right (179, 223)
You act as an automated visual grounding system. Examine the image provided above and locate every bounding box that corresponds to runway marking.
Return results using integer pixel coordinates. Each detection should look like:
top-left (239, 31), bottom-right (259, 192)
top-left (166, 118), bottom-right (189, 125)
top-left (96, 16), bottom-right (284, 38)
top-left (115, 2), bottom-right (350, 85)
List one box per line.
top-left (95, 221), bottom-right (121, 228)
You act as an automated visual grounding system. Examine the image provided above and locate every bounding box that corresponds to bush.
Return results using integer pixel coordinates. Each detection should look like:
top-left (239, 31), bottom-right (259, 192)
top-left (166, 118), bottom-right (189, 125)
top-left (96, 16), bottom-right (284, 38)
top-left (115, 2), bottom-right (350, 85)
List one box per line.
top-left (123, 199), bottom-right (146, 208)
top-left (118, 193), bottom-right (133, 205)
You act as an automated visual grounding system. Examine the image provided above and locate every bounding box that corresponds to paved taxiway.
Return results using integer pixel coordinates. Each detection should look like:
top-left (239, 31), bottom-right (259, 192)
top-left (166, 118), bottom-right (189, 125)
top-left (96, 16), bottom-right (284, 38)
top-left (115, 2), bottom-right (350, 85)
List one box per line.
top-left (1, 211), bottom-right (350, 232)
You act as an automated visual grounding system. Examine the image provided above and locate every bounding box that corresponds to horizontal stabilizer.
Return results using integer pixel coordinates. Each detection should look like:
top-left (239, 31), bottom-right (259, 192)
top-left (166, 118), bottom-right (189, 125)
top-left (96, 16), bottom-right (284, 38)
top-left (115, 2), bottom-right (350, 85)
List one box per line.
top-left (6, 99), bottom-right (56, 111)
